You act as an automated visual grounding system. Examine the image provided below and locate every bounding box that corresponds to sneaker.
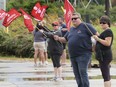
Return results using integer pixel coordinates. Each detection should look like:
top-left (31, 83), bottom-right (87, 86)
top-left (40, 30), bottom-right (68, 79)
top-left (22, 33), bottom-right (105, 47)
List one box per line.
top-left (56, 77), bottom-right (63, 81)
top-left (34, 64), bottom-right (37, 67)
top-left (38, 61), bottom-right (42, 66)
top-left (45, 61), bottom-right (48, 65)
top-left (50, 77), bottom-right (57, 81)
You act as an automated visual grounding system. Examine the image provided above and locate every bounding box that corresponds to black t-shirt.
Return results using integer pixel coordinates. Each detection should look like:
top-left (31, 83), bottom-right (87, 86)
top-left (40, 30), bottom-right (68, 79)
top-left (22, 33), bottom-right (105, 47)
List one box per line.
top-left (97, 29), bottom-right (113, 60)
top-left (99, 29), bottom-right (113, 50)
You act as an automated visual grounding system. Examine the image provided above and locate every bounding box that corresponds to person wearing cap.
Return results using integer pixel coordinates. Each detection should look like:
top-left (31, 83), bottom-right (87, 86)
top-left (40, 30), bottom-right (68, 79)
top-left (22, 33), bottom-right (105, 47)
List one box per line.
top-left (40, 21), bottom-right (63, 81)
top-left (93, 15), bottom-right (113, 87)
top-left (54, 12), bottom-right (99, 87)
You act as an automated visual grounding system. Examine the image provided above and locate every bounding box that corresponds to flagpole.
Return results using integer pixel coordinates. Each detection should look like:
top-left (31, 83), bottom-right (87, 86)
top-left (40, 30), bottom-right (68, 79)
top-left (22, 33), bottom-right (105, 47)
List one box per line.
top-left (35, 26), bottom-right (47, 37)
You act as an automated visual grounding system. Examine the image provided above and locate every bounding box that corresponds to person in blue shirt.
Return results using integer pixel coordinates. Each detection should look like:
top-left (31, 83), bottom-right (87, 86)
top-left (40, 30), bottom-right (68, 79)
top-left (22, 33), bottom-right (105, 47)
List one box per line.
top-left (54, 12), bottom-right (99, 87)
top-left (33, 22), bottom-right (46, 67)
top-left (58, 16), bottom-right (68, 65)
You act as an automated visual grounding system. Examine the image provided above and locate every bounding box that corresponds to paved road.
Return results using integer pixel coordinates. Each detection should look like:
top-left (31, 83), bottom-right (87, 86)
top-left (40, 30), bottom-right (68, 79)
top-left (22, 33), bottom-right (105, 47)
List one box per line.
top-left (0, 60), bottom-right (116, 87)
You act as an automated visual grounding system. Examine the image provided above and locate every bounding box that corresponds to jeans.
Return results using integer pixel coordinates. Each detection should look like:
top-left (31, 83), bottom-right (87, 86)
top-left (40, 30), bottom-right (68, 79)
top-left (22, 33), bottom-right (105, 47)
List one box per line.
top-left (70, 53), bottom-right (91, 87)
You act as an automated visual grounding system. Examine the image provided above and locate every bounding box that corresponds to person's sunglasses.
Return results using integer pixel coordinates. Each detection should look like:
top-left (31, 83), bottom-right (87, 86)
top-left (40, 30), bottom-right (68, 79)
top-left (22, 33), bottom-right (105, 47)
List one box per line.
top-left (71, 17), bottom-right (79, 20)
top-left (100, 22), bottom-right (107, 24)
top-left (52, 24), bottom-right (58, 26)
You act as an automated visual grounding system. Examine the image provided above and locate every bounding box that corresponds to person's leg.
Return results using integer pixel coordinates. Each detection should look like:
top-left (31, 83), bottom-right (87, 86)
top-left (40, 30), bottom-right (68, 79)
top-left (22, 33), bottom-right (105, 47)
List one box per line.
top-left (70, 58), bottom-right (81, 86)
top-left (61, 43), bottom-right (67, 65)
top-left (104, 81), bottom-right (111, 87)
top-left (71, 53), bottom-right (91, 87)
top-left (44, 41), bottom-right (48, 65)
top-left (39, 50), bottom-right (45, 65)
top-left (61, 49), bottom-right (67, 65)
top-left (34, 49), bottom-right (39, 66)
top-left (38, 42), bottom-right (46, 65)
top-left (50, 54), bottom-right (58, 80)
top-left (55, 54), bottom-right (62, 81)
top-left (44, 52), bottom-right (48, 65)
top-left (33, 42), bottom-right (39, 66)
top-left (99, 59), bottom-right (112, 87)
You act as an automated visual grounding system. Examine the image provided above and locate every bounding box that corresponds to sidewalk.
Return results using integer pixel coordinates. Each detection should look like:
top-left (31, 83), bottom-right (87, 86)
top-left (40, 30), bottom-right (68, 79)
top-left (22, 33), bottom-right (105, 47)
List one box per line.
top-left (0, 60), bottom-right (116, 87)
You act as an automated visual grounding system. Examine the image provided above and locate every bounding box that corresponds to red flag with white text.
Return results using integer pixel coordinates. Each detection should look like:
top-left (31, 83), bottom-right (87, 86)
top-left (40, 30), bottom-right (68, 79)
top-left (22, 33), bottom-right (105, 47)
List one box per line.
top-left (0, 9), bottom-right (7, 20)
top-left (64, 0), bottom-right (74, 30)
top-left (20, 8), bottom-right (34, 32)
top-left (2, 8), bottom-right (21, 27)
top-left (31, 2), bottom-right (48, 21)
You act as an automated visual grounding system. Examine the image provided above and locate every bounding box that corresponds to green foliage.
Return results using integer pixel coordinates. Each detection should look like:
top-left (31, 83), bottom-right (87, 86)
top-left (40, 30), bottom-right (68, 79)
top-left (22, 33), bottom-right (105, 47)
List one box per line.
top-left (0, 17), bottom-right (34, 58)
top-left (1, 0), bottom-right (116, 60)
top-left (110, 6), bottom-right (116, 22)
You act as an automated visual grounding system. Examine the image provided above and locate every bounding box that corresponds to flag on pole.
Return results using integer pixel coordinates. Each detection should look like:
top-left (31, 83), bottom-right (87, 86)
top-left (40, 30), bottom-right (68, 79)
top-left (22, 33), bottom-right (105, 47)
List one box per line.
top-left (31, 2), bottom-right (48, 21)
top-left (64, 0), bottom-right (74, 30)
top-left (0, 9), bottom-right (7, 20)
top-left (2, 8), bottom-right (21, 27)
top-left (20, 8), bottom-right (34, 32)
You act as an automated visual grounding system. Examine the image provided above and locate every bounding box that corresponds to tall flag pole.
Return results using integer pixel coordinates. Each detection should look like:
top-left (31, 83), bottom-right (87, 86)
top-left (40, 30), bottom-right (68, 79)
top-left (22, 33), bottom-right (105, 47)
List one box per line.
top-left (0, 9), bottom-right (7, 20)
top-left (64, 0), bottom-right (74, 31)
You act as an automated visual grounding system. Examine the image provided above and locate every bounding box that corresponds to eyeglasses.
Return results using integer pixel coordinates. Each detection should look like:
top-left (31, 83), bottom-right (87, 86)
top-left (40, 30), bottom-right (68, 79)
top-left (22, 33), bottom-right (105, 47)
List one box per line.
top-left (71, 17), bottom-right (79, 20)
top-left (100, 22), bottom-right (107, 24)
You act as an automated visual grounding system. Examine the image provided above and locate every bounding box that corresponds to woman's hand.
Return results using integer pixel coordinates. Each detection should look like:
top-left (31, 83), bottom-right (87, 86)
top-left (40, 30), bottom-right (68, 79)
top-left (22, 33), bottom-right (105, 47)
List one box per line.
top-left (54, 35), bottom-right (59, 40)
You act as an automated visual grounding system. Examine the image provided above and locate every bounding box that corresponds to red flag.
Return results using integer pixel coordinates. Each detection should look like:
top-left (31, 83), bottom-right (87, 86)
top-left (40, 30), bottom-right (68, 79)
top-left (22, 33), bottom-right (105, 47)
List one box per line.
top-left (20, 8), bottom-right (34, 32)
top-left (64, 0), bottom-right (74, 30)
top-left (0, 9), bottom-right (7, 20)
top-left (2, 8), bottom-right (21, 27)
top-left (31, 2), bottom-right (48, 21)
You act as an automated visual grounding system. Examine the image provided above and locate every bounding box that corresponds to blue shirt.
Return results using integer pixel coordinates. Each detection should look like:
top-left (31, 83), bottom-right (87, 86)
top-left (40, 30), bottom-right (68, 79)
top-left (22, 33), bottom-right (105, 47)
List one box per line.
top-left (60, 23), bottom-right (67, 36)
top-left (33, 29), bottom-right (46, 42)
top-left (64, 23), bottom-right (97, 58)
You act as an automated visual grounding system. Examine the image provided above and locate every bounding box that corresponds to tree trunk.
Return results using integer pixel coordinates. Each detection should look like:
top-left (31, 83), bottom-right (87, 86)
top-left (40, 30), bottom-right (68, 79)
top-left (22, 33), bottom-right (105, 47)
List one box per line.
top-left (105, 0), bottom-right (110, 16)
top-left (73, 0), bottom-right (77, 7)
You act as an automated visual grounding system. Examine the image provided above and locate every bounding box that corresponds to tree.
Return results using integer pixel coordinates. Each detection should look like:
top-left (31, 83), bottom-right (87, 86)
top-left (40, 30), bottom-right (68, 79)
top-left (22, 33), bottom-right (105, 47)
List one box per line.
top-left (105, 0), bottom-right (110, 16)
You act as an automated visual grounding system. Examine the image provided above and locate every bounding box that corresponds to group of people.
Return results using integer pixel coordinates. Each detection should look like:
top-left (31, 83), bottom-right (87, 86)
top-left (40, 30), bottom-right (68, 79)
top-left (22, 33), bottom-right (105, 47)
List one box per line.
top-left (32, 12), bottom-right (113, 87)
top-left (33, 17), bottom-right (68, 81)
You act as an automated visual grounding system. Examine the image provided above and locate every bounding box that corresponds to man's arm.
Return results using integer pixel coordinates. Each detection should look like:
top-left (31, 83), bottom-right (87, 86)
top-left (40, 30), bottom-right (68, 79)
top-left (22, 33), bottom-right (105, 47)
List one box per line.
top-left (54, 35), bottom-right (67, 43)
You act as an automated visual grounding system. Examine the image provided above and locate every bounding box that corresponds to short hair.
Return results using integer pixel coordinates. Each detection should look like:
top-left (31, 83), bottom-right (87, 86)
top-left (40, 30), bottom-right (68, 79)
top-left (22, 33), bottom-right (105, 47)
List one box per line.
top-left (72, 12), bottom-right (81, 18)
top-left (100, 15), bottom-right (111, 27)
top-left (58, 16), bottom-right (64, 21)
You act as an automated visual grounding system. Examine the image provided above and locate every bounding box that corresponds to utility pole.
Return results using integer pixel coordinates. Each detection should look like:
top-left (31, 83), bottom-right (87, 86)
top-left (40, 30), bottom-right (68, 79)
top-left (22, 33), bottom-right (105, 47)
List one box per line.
top-left (0, 0), bottom-right (6, 27)
top-left (105, 0), bottom-right (110, 16)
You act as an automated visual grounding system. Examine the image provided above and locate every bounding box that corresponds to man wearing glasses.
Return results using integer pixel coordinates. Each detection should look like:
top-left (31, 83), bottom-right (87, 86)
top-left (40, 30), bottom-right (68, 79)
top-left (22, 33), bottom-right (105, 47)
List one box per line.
top-left (54, 12), bottom-right (99, 87)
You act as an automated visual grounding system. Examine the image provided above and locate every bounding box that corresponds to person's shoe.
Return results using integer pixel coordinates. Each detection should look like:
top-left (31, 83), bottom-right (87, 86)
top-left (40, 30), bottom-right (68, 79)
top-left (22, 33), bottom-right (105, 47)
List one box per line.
top-left (38, 61), bottom-right (42, 66)
top-left (45, 61), bottom-right (48, 65)
top-left (41, 62), bottom-right (46, 67)
top-left (34, 64), bottom-right (37, 67)
top-left (50, 77), bottom-right (57, 81)
top-left (56, 77), bottom-right (63, 81)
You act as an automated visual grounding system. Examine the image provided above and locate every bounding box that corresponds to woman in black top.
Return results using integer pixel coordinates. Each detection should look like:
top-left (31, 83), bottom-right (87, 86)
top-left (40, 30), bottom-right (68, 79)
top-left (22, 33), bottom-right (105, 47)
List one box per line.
top-left (93, 15), bottom-right (113, 87)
